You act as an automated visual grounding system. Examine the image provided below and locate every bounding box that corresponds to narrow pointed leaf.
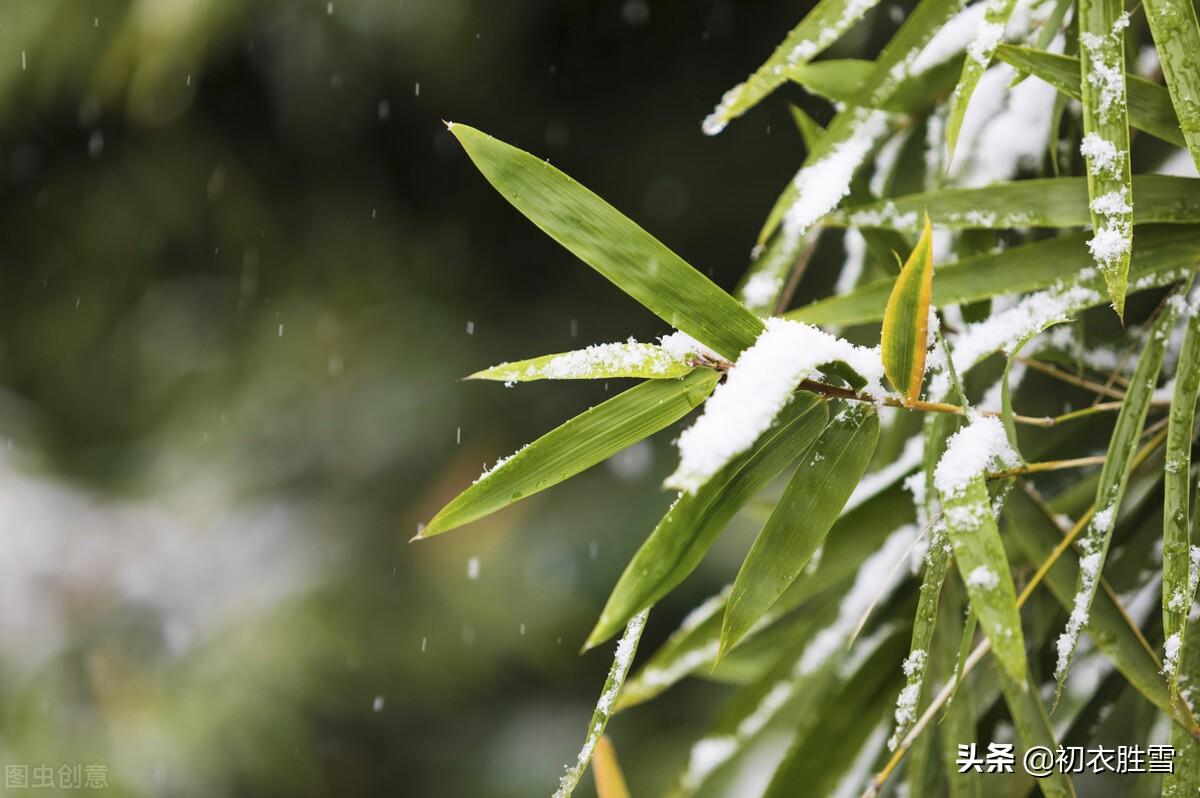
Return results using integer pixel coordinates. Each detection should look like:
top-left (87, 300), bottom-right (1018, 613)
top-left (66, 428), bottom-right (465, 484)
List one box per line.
top-left (421, 370), bottom-right (719, 537)
top-left (995, 45), bottom-right (1187, 147)
top-left (721, 403), bottom-right (880, 656)
top-left (1077, 0), bottom-right (1134, 316)
top-left (1140, 0), bottom-right (1200, 169)
top-left (1053, 280), bottom-right (1193, 694)
top-left (1164, 305), bottom-right (1200, 687)
top-left (448, 124), bottom-right (763, 359)
top-left (468, 342), bottom-right (693, 382)
top-left (1166, 627), bottom-right (1200, 796)
top-left (586, 394), bottom-right (829, 648)
top-left (993, 663), bottom-right (1076, 798)
top-left (881, 213), bottom-right (934, 402)
top-left (787, 103), bottom-right (826, 151)
top-left (945, 0), bottom-right (1019, 160)
top-left (619, 483), bottom-right (913, 710)
top-left (831, 176), bottom-right (1200, 231)
top-left (787, 224), bottom-right (1200, 326)
top-left (699, 0), bottom-right (884, 135)
top-left (1005, 488), bottom-right (1178, 720)
top-left (759, 0), bottom-right (968, 246)
top-left (553, 611), bottom-right (648, 798)
top-left (938, 472), bottom-right (1028, 685)
top-left (783, 56), bottom-right (965, 115)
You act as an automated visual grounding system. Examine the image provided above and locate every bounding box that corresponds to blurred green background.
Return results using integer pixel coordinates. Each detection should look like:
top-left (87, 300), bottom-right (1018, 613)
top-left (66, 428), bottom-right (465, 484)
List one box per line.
top-left (0, 1), bottom-right (872, 795)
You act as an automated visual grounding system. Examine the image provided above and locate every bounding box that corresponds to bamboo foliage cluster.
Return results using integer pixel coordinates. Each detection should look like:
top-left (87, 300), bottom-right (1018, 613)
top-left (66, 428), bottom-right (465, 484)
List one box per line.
top-left (422, 0), bottom-right (1200, 793)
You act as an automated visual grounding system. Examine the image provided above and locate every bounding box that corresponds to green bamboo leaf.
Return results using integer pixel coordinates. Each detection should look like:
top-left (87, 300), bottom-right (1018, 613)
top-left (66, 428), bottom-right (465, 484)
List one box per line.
top-left (419, 370), bottom-right (719, 538)
top-left (552, 610), bottom-right (648, 798)
top-left (1164, 303), bottom-right (1200, 692)
top-left (1005, 488), bottom-right (1178, 720)
top-left (448, 124), bottom-right (763, 359)
top-left (1054, 280), bottom-right (1194, 696)
top-left (937, 467), bottom-right (1027, 685)
top-left (699, 0), bottom-right (884, 135)
top-left (668, 530), bottom-right (916, 798)
top-left (1139, 0), bottom-right (1200, 169)
top-left (585, 394), bottom-right (829, 648)
top-left (945, 0), bottom-right (1019, 161)
top-left (619, 483), bottom-right (914, 710)
top-left (758, 0), bottom-right (968, 247)
top-left (1166, 628), bottom-right (1200, 797)
top-left (995, 45), bottom-right (1187, 147)
top-left (721, 403), bottom-right (880, 657)
top-left (787, 103), bottom-right (826, 151)
top-left (761, 628), bottom-right (907, 798)
top-left (787, 224), bottom-right (1200, 326)
top-left (992, 663), bottom-right (1076, 798)
top-left (881, 213), bottom-right (934, 402)
top-left (1077, 0), bottom-right (1134, 317)
top-left (831, 176), bottom-right (1200, 231)
top-left (783, 56), bottom-right (965, 115)
top-left (890, 412), bottom-right (961, 752)
top-left (467, 342), bottom-right (694, 382)
top-left (935, 578), bottom-right (982, 798)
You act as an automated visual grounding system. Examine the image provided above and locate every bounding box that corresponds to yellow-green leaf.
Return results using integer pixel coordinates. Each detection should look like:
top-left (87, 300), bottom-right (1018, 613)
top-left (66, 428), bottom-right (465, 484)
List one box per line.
top-left (468, 342), bottom-right (694, 382)
top-left (881, 213), bottom-right (935, 402)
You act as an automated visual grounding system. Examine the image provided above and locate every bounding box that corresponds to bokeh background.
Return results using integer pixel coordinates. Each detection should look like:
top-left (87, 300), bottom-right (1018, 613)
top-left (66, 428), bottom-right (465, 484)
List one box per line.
top-left (0, 1), bottom-right (871, 796)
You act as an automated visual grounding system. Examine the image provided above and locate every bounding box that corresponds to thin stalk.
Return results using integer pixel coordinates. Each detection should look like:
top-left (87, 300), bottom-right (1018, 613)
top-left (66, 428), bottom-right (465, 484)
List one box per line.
top-left (988, 456), bottom-right (1107, 479)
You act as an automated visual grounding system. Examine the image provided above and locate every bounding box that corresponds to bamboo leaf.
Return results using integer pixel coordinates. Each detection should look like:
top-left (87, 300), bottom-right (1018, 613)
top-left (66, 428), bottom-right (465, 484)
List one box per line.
top-left (1076, 0), bottom-right (1134, 316)
top-left (992, 662), bottom-right (1076, 798)
top-left (783, 56), bottom-right (965, 115)
top-left (618, 484), bottom-right (913, 710)
top-left (1136, 0), bottom-right (1200, 169)
top-left (553, 611), bottom-right (648, 798)
top-left (995, 45), bottom-right (1187, 147)
top-left (1005, 488), bottom-right (1178, 719)
top-left (699, 0), bottom-right (884, 135)
top-left (721, 403), bottom-right (880, 657)
top-left (1053, 280), bottom-right (1194, 696)
top-left (591, 737), bottom-right (631, 798)
top-left (758, 0), bottom-right (968, 247)
top-left (448, 124), bottom-right (763, 359)
top-left (787, 103), bottom-right (826, 151)
top-left (945, 0), bottom-right (1019, 161)
top-left (585, 394), bottom-right (829, 648)
top-left (938, 472), bottom-right (1028, 685)
top-left (468, 342), bottom-right (694, 382)
top-left (420, 370), bottom-right (719, 538)
top-left (1166, 626), bottom-right (1200, 796)
top-left (831, 176), bottom-right (1200, 231)
top-left (787, 224), bottom-right (1200, 327)
top-left (1164, 303), bottom-right (1200, 692)
top-left (760, 628), bottom-right (907, 798)
top-left (881, 213), bottom-right (935, 402)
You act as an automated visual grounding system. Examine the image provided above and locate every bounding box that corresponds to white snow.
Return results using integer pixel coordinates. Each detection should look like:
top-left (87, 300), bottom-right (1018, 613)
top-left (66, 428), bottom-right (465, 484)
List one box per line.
top-left (949, 279), bottom-right (1099, 370)
top-left (1164, 632), bottom-right (1182, 677)
top-left (741, 271), bottom-right (783, 309)
top-left (968, 22), bottom-right (1005, 64)
top-left (1087, 224), bottom-right (1131, 268)
top-left (666, 318), bottom-right (883, 493)
top-left (659, 330), bottom-right (720, 362)
top-left (1055, 550), bottom-right (1103, 679)
top-left (835, 229), bottom-right (867, 295)
top-left (467, 556), bottom-right (480, 580)
top-left (1080, 133), bottom-right (1123, 177)
top-left (933, 416), bottom-right (1019, 499)
top-left (780, 109), bottom-right (891, 248)
top-left (1090, 190), bottom-right (1131, 216)
top-left (966, 565), bottom-right (1001, 590)
top-left (949, 64), bottom-right (1058, 187)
